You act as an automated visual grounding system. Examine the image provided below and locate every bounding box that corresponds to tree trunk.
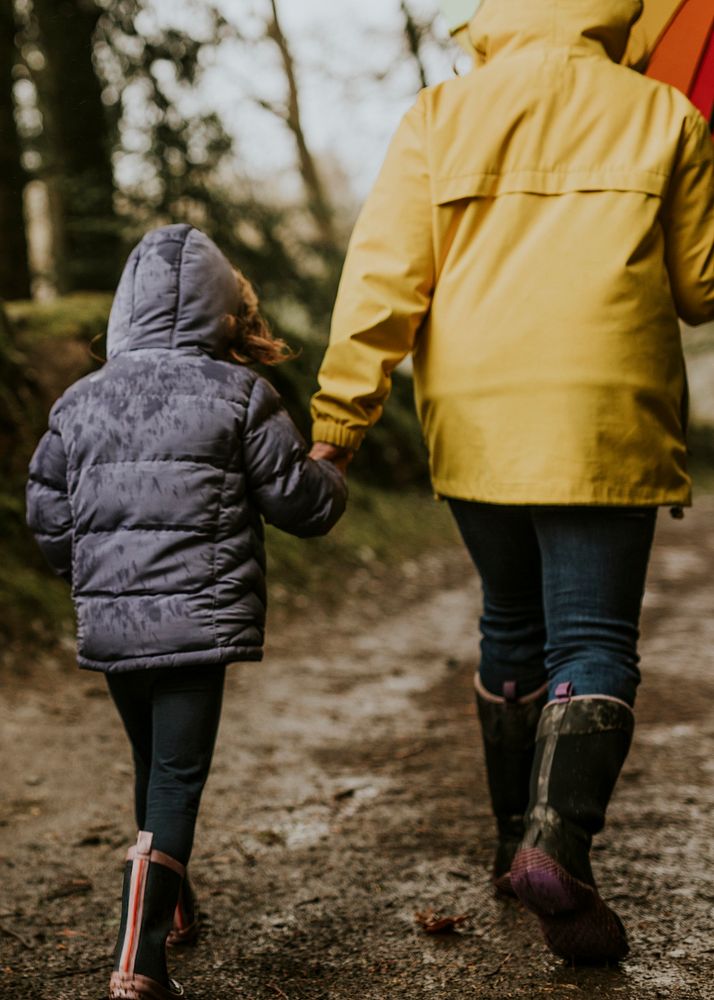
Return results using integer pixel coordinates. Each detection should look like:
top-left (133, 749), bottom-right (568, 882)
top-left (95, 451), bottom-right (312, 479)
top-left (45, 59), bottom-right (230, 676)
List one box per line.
top-left (0, 0), bottom-right (31, 299)
top-left (0, 299), bottom-right (35, 480)
top-left (266, 0), bottom-right (337, 249)
top-left (30, 0), bottom-right (120, 292)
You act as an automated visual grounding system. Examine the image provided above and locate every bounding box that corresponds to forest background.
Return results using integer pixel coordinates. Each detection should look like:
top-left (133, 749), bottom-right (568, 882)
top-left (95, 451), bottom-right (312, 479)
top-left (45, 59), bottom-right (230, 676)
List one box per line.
top-left (0, 0), bottom-right (712, 667)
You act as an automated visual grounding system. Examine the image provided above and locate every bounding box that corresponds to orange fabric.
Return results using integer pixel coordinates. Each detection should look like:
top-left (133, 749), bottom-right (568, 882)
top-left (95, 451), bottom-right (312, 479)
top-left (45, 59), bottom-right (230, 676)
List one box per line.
top-left (622, 1), bottom-right (682, 69)
top-left (646, 0), bottom-right (714, 94)
top-left (690, 29), bottom-right (714, 121)
top-left (640, 0), bottom-right (698, 48)
top-left (120, 856), bottom-right (148, 974)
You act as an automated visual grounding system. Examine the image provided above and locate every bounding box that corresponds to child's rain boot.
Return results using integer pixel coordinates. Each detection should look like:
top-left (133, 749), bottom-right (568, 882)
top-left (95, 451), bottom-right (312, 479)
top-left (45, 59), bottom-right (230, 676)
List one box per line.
top-left (167, 872), bottom-right (199, 948)
top-left (109, 831), bottom-right (185, 999)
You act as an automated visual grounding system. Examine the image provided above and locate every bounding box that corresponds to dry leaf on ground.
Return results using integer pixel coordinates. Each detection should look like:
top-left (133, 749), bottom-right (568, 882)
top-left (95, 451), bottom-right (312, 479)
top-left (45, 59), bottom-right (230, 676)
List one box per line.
top-left (414, 907), bottom-right (469, 934)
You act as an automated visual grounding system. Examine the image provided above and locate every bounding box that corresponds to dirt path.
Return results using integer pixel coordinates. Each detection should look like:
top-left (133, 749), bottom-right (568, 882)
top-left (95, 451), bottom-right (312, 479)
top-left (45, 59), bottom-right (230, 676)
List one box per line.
top-left (2, 500), bottom-right (714, 1000)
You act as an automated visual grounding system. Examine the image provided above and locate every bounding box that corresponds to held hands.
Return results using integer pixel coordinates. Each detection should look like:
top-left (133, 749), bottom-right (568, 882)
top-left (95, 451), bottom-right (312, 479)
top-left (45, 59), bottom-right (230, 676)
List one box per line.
top-left (309, 441), bottom-right (354, 476)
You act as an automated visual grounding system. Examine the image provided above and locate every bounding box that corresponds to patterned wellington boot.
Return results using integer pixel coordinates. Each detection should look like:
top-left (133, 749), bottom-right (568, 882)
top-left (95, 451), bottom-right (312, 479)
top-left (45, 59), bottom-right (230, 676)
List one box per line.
top-left (167, 873), bottom-right (199, 948)
top-left (109, 831), bottom-right (185, 999)
top-left (475, 676), bottom-right (548, 896)
top-left (510, 687), bottom-right (634, 964)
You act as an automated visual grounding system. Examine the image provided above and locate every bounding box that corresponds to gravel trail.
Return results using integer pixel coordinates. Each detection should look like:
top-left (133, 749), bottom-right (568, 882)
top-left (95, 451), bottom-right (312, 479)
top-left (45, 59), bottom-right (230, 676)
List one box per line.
top-left (2, 500), bottom-right (714, 999)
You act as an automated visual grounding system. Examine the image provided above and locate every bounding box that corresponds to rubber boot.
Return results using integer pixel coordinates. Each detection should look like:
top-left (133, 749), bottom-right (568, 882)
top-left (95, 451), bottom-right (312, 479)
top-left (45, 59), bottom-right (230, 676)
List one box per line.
top-left (510, 687), bottom-right (634, 964)
top-left (475, 676), bottom-right (548, 895)
top-left (109, 831), bottom-right (185, 999)
top-left (167, 872), bottom-right (199, 948)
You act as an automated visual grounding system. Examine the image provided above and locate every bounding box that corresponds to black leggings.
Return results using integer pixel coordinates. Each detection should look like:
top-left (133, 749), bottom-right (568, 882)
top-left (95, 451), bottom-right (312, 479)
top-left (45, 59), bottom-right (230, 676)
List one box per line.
top-left (106, 665), bottom-right (226, 866)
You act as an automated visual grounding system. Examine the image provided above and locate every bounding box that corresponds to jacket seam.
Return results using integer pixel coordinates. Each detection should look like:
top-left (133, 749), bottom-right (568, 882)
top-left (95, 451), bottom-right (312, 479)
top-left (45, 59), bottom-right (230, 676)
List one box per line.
top-left (434, 166), bottom-right (670, 182)
top-left (243, 380), bottom-right (302, 487)
top-left (77, 525), bottom-right (213, 535)
top-left (210, 470), bottom-right (226, 649)
top-left (76, 584), bottom-right (235, 598)
top-left (242, 377), bottom-right (274, 443)
top-left (79, 642), bottom-right (262, 665)
top-left (99, 389), bottom-right (249, 407)
top-left (28, 473), bottom-right (67, 492)
top-left (73, 458), bottom-right (235, 470)
top-left (33, 528), bottom-right (72, 539)
top-left (170, 229), bottom-right (190, 349)
top-left (128, 248), bottom-right (141, 334)
top-left (76, 587), bottom-right (266, 608)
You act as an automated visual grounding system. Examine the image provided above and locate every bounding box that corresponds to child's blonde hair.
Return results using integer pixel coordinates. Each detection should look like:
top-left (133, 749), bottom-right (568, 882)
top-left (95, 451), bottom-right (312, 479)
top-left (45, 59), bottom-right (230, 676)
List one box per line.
top-left (222, 269), bottom-right (295, 367)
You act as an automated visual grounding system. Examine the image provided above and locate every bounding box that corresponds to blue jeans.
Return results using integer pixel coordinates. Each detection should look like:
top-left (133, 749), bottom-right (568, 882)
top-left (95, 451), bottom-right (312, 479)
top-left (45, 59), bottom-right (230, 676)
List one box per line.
top-left (448, 502), bottom-right (657, 706)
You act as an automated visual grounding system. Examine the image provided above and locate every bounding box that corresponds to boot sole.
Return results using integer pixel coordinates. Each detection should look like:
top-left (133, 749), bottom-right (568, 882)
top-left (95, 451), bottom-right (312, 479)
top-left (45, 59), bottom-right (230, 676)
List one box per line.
top-left (109, 972), bottom-right (185, 999)
top-left (493, 870), bottom-right (517, 899)
top-left (510, 847), bottom-right (629, 964)
top-left (167, 921), bottom-right (199, 948)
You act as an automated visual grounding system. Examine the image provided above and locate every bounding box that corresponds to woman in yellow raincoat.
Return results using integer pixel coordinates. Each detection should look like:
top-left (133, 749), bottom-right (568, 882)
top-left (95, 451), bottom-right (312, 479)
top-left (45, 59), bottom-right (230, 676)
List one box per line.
top-left (310, 0), bottom-right (714, 965)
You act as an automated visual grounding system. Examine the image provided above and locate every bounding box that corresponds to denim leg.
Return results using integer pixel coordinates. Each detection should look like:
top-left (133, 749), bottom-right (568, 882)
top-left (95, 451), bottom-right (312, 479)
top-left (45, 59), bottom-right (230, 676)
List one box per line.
top-left (449, 500), bottom-right (548, 697)
top-left (533, 507), bottom-right (657, 706)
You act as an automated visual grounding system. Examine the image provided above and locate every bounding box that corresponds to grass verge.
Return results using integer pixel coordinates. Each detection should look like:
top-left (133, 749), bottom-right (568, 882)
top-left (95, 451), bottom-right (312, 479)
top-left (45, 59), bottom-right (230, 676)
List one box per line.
top-left (266, 482), bottom-right (457, 607)
top-left (1, 484), bottom-right (457, 672)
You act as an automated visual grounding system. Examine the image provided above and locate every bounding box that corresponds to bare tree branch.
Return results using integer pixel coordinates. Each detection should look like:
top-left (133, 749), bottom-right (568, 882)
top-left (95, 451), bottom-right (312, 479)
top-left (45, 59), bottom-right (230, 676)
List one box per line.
top-left (253, 96), bottom-right (289, 123)
top-left (265, 0), bottom-right (337, 248)
top-left (400, 0), bottom-right (429, 90)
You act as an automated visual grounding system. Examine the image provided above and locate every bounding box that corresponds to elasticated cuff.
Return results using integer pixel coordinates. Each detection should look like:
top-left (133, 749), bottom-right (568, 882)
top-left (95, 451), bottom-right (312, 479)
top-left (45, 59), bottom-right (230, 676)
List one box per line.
top-left (311, 421), bottom-right (365, 451)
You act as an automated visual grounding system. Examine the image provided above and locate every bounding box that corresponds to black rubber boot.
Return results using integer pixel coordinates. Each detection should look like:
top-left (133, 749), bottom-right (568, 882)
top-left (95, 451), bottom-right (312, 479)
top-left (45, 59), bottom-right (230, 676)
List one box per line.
top-left (475, 676), bottom-right (547, 895)
top-left (109, 831), bottom-right (185, 999)
top-left (167, 872), bottom-right (199, 948)
top-left (511, 689), bottom-right (634, 964)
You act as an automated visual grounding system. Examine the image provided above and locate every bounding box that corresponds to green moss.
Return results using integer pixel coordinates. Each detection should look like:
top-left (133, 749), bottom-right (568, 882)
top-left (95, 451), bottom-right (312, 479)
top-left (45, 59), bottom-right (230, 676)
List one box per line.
top-left (0, 559), bottom-right (73, 644)
top-left (266, 482), bottom-right (457, 603)
top-left (0, 294), bottom-right (436, 653)
top-left (0, 485), bottom-right (453, 654)
top-left (6, 294), bottom-right (113, 345)
top-left (0, 486), bottom-right (72, 645)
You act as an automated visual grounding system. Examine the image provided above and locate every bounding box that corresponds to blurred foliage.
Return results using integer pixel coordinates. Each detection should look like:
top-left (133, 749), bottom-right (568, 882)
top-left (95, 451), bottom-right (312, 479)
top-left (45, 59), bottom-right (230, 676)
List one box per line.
top-left (0, 301), bottom-right (74, 649)
top-left (0, 301), bottom-right (41, 479)
top-left (94, 0), bottom-right (344, 327)
top-left (6, 293), bottom-right (431, 488)
top-left (265, 479), bottom-right (456, 611)
top-left (0, 2), bottom-right (448, 663)
top-left (0, 294), bottom-right (431, 655)
top-left (8, 292), bottom-right (114, 343)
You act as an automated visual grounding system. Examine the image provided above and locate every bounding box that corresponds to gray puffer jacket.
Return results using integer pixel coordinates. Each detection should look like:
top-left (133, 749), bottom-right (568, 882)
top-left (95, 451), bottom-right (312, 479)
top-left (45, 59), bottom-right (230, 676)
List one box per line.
top-left (26, 224), bottom-right (347, 673)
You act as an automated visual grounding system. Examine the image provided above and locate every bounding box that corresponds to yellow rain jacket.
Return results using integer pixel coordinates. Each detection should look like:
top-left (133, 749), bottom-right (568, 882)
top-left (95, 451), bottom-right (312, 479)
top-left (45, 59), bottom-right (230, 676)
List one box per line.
top-left (311, 0), bottom-right (714, 505)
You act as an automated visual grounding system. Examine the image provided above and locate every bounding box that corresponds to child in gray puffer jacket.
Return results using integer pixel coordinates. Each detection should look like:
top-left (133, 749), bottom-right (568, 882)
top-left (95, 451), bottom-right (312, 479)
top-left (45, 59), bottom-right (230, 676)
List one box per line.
top-left (26, 223), bottom-right (347, 1000)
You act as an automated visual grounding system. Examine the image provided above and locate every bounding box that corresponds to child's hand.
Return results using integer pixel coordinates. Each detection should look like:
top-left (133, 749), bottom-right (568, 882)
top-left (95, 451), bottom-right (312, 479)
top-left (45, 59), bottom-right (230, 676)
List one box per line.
top-left (309, 442), bottom-right (354, 475)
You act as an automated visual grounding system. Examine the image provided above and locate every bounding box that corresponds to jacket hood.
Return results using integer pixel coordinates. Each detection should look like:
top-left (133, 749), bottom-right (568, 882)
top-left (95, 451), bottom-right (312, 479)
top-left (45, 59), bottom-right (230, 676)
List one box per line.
top-left (468, 0), bottom-right (644, 65)
top-left (107, 224), bottom-right (239, 358)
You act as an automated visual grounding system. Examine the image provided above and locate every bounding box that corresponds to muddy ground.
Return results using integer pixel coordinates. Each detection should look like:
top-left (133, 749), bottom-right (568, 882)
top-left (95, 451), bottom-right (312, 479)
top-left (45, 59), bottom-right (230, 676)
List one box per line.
top-left (2, 499), bottom-right (714, 1000)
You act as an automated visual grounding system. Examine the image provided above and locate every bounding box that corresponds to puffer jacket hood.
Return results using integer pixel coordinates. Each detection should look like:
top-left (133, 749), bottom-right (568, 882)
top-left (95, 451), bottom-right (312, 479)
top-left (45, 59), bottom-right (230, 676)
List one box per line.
top-left (107, 223), bottom-right (240, 358)
top-left (468, 0), bottom-right (643, 65)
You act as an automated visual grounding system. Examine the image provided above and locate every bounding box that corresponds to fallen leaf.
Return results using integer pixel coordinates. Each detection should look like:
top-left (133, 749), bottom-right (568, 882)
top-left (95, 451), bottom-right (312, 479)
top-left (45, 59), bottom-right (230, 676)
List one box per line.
top-left (414, 907), bottom-right (469, 934)
top-left (333, 787), bottom-right (358, 801)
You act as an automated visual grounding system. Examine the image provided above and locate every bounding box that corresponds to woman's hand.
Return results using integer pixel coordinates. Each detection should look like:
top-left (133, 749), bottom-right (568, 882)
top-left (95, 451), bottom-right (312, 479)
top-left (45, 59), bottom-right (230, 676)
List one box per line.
top-left (309, 442), bottom-right (354, 475)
